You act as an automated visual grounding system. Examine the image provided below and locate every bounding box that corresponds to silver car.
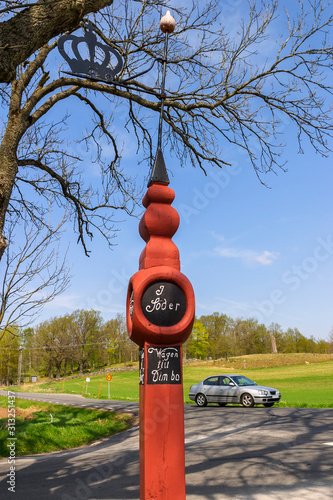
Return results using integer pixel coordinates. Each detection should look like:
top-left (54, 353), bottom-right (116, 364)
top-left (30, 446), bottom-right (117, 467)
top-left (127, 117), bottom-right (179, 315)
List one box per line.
top-left (189, 374), bottom-right (281, 408)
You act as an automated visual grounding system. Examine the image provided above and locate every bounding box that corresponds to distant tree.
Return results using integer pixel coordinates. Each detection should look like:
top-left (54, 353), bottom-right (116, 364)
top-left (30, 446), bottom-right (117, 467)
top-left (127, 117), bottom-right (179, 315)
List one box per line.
top-left (103, 313), bottom-right (136, 365)
top-left (187, 320), bottom-right (209, 360)
top-left (21, 327), bottom-right (36, 375)
top-left (0, 326), bottom-right (20, 385)
top-left (232, 318), bottom-right (269, 355)
top-left (314, 339), bottom-right (328, 354)
top-left (34, 315), bottom-right (74, 378)
top-left (200, 313), bottom-right (232, 360)
top-left (69, 309), bottom-right (104, 375)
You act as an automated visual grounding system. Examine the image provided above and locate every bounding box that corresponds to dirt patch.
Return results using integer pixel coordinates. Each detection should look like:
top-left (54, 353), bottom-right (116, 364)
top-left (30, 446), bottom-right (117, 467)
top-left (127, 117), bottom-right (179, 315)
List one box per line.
top-left (0, 405), bottom-right (42, 421)
top-left (0, 408), bottom-right (7, 419)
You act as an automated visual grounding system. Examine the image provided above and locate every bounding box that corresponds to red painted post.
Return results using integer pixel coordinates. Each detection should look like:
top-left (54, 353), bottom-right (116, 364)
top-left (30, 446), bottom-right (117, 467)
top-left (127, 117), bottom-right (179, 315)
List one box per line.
top-left (126, 11), bottom-right (194, 498)
top-left (126, 180), bottom-right (195, 499)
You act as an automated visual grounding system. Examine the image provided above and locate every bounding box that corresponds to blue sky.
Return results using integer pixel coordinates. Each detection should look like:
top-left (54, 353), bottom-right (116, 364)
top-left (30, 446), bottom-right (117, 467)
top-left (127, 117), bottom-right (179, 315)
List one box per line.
top-left (42, 123), bottom-right (333, 340)
top-left (40, 1), bottom-right (333, 341)
top-left (2, 1), bottom-right (332, 341)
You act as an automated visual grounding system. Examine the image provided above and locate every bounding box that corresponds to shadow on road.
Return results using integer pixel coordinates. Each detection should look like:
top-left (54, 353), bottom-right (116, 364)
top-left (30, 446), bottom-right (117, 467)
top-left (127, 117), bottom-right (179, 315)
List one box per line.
top-left (0, 400), bottom-right (332, 499)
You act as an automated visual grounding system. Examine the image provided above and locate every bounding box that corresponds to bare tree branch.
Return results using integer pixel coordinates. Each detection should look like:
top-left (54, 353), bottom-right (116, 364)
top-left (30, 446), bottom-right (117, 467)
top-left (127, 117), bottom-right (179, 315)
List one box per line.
top-left (0, 211), bottom-right (71, 339)
top-left (0, 0), bottom-right (332, 260)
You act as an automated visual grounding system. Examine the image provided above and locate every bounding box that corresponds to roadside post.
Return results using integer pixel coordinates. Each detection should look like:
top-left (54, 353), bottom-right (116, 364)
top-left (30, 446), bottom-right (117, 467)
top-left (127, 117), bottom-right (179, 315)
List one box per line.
top-left (85, 377), bottom-right (90, 395)
top-left (98, 380), bottom-right (103, 399)
top-left (126, 12), bottom-right (195, 499)
top-left (106, 374), bottom-right (112, 399)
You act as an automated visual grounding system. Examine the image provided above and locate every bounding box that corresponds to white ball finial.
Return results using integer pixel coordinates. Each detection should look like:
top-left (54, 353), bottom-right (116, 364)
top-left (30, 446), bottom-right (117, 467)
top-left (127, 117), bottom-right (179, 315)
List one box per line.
top-left (160, 10), bottom-right (176, 33)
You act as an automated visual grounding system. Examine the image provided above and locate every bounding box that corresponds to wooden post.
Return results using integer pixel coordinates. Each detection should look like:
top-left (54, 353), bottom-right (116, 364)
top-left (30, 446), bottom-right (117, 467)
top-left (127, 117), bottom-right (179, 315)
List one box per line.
top-left (98, 380), bottom-right (102, 399)
top-left (127, 180), bottom-right (195, 499)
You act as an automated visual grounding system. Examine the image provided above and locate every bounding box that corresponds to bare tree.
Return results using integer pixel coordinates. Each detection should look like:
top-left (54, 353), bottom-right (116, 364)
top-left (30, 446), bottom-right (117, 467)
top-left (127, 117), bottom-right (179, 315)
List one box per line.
top-left (68, 309), bottom-right (104, 375)
top-left (0, 0), bottom-right (332, 261)
top-left (34, 314), bottom-right (75, 378)
top-left (0, 212), bottom-right (71, 339)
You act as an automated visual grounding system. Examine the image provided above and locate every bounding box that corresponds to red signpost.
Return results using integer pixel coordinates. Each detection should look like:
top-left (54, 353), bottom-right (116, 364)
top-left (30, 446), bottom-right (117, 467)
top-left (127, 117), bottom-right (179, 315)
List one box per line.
top-left (127, 178), bottom-right (195, 499)
top-left (126, 12), bottom-right (195, 498)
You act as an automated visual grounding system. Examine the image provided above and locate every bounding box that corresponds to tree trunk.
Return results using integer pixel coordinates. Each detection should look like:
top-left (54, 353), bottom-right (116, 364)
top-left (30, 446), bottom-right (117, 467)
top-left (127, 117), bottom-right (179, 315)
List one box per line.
top-left (0, 93), bottom-right (29, 260)
top-left (0, 134), bottom-right (19, 260)
top-left (17, 348), bottom-right (23, 386)
top-left (271, 335), bottom-right (278, 354)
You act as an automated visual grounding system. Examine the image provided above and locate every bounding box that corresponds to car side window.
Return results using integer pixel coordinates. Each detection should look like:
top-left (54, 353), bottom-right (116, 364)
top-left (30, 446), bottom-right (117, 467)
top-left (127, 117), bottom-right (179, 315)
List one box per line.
top-left (220, 377), bottom-right (232, 386)
top-left (204, 377), bottom-right (219, 386)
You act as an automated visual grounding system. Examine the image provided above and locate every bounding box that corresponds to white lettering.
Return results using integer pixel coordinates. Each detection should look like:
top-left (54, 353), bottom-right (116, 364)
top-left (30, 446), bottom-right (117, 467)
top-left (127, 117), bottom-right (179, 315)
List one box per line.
top-left (144, 285), bottom-right (184, 315)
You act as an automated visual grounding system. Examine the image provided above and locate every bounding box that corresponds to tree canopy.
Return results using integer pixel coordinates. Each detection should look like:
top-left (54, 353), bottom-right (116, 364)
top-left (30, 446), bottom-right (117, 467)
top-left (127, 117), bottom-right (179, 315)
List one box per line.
top-left (0, 0), bottom-right (332, 263)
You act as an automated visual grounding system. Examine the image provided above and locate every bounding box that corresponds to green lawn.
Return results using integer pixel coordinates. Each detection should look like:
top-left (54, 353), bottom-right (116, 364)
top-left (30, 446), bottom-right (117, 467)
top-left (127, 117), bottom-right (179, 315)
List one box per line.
top-left (183, 362), bottom-right (333, 406)
top-left (28, 370), bottom-right (141, 401)
top-left (0, 397), bottom-right (132, 457)
top-left (6, 357), bottom-right (333, 408)
top-left (1, 358), bottom-right (332, 458)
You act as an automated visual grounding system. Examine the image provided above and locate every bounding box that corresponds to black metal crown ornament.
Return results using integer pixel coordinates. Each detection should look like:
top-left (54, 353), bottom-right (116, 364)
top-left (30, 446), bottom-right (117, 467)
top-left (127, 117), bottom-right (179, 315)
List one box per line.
top-left (58, 22), bottom-right (123, 82)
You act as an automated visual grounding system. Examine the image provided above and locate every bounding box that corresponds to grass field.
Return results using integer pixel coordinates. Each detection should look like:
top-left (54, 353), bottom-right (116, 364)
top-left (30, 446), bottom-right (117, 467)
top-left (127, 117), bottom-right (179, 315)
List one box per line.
top-left (4, 354), bottom-right (333, 408)
top-left (0, 397), bottom-right (132, 457)
top-left (183, 362), bottom-right (333, 407)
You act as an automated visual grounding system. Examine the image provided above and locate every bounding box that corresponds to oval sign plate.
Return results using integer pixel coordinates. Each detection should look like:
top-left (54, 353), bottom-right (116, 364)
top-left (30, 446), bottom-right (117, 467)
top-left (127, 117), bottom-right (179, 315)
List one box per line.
top-left (141, 281), bottom-right (186, 327)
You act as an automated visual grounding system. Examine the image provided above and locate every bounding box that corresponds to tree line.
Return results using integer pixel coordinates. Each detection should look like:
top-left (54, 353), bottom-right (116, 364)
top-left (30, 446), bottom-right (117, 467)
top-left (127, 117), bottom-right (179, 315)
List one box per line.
top-left (185, 314), bottom-right (330, 361)
top-left (0, 310), bottom-right (331, 385)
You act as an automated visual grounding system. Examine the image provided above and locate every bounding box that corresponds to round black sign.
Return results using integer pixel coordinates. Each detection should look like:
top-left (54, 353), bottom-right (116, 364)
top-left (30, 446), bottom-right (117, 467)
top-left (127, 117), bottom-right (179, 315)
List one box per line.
top-left (141, 281), bottom-right (186, 327)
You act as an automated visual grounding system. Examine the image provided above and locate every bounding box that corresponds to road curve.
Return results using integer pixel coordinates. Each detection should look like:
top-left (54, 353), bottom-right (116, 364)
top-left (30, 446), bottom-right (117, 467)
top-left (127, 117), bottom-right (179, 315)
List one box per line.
top-left (0, 391), bottom-right (332, 499)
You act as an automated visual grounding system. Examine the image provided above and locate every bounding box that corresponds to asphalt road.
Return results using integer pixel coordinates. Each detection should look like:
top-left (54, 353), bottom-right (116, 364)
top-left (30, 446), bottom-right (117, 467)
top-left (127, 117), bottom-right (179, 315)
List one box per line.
top-left (0, 391), bottom-right (332, 499)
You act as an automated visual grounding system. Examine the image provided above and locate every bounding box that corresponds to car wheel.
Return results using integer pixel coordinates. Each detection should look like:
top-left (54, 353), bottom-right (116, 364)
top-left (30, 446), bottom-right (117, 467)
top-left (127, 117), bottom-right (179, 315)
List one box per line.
top-left (264, 403), bottom-right (274, 407)
top-left (240, 393), bottom-right (254, 407)
top-left (218, 403), bottom-right (227, 407)
top-left (195, 393), bottom-right (207, 407)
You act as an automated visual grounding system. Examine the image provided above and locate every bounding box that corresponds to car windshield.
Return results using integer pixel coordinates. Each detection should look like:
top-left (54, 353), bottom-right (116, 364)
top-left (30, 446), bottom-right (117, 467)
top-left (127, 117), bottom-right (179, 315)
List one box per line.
top-left (231, 375), bottom-right (257, 386)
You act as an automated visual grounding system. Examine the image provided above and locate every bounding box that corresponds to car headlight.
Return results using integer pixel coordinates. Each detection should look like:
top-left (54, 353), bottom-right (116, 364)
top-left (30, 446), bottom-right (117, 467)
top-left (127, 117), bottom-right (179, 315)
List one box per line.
top-left (258, 390), bottom-right (269, 395)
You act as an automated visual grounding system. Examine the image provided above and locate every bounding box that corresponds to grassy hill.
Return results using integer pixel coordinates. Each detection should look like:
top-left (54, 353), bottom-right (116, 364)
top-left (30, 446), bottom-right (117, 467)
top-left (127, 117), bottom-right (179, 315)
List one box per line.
top-left (3, 353), bottom-right (333, 408)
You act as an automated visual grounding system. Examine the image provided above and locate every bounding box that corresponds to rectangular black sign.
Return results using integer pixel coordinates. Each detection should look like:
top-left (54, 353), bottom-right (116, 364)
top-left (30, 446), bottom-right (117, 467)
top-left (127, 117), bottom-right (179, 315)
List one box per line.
top-left (146, 345), bottom-right (181, 385)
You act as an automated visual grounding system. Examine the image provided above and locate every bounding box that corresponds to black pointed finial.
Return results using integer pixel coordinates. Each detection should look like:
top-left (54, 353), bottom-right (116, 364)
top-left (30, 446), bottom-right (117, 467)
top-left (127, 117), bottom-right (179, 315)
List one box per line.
top-left (148, 149), bottom-right (170, 186)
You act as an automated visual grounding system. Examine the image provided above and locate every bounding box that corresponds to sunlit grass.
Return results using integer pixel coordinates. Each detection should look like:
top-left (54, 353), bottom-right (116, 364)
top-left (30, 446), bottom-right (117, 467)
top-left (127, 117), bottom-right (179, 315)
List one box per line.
top-left (5, 354), bottom-right (333, 408)
top-left (0, 397), bottom-right (132, 457)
